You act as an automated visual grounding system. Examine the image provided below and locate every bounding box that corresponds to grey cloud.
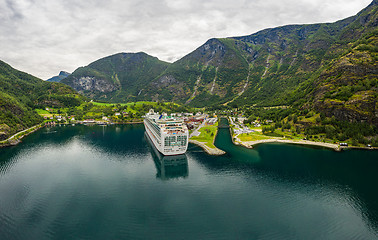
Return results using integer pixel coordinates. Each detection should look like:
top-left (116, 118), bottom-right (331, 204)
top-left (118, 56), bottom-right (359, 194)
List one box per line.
top-left (0, 0), bottom-right (372, 79)
top-left (4, 0), bottom-right (24, 20)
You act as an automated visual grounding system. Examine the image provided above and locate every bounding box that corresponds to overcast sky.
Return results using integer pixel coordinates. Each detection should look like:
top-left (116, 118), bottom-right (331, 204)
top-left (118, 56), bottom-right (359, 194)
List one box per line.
top-left (0, 0), bottom-right (372, 79)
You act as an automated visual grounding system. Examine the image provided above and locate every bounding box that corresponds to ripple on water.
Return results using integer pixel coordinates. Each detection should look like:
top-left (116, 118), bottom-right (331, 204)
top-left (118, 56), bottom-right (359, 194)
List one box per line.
top-left (0, 124), bottom-right (377, 239)
top-left (0, 213), bottom-right (17, 238)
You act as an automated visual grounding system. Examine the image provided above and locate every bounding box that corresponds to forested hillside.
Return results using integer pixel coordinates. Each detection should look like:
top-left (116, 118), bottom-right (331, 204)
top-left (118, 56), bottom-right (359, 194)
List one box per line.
top-left (0, 61), bottom-right (84, 140)
top-left (61, 52), bottom-right (170, 102)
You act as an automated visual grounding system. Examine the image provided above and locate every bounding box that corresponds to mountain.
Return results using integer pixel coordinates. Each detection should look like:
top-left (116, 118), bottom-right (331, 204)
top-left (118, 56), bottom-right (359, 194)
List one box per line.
top-left (144, 1), bottom-right (377, 108)
top-left (60, 1), bottom-right (377, 124)
top-left (61, 52), bottom-right (170, 102)
top-left (0, 60), bottom-right (84, 140)
top-left (139, 38), bottom-right (249, 106)
top-left (143, 0), bottom-right (377, 124)
top-left (310, 1), bottom-right (378, 125)
top-left (47, 71), bottom-right (70, 82)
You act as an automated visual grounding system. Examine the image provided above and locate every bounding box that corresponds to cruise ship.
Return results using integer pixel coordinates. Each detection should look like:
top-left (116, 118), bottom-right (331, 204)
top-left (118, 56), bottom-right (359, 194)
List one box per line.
top-left (144, 109), bottom-right (189, 156)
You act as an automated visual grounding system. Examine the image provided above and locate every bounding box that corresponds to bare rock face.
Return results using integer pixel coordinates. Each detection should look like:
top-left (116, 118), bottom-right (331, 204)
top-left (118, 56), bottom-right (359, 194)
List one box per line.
top-left (200, 39), bottom-right (226, 66)
top-left (312, 48), bottom-right (378, 126)
top-left (60, 52), bottom-right (170, 102)
top-left (36, 99), bottom-right (63, 108)
top-left (72, 77), bottom-right (118, 93)
top-left (184, 38), bottom-right (227, 67)
top-left (153, 75), bottom-right (179, 88)
top-left (314, 95), bottom-right (377, 125)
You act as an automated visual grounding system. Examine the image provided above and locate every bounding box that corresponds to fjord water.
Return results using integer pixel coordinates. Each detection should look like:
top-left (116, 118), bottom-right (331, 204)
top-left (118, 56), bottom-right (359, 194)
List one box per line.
top-left (0, 123), bottom-right (377, 239)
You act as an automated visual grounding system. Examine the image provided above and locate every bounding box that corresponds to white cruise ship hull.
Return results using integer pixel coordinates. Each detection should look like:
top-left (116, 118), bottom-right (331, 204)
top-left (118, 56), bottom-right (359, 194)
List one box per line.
top-left (144, 119), bottom-right (188, 156)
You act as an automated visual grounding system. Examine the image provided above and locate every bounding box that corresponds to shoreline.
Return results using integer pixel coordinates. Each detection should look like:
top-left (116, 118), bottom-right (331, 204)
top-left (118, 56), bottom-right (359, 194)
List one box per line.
top-left (189, 139), bottom-right (226, 155)
top-left (0, 124), bottom-right (44, 148)
top-left (0, 121), bottom-right (144, 148)
top-left (234, 138), bottom-right (340, 151)
top-left (2, 121), bottom-right (376, 152)
top-left (228, 117), bottom-right (377, 151)
top-left (188, 119), bottom-right (226, 156)
top-left (233, 138), bottom-right (378, 151)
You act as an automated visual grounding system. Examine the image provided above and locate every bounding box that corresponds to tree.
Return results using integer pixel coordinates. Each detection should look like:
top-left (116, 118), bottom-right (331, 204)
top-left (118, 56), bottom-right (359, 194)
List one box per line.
top-left (316, 116), bottom-right (321, 124)
top-left (262, 125), bottom-right (275, 134)
top-left (293, 115), bottom-right (298, 124)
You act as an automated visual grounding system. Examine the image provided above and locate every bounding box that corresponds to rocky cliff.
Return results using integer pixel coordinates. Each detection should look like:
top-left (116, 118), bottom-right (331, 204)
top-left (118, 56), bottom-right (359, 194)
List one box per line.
top-left (61, 52), bottom-right (169, 102)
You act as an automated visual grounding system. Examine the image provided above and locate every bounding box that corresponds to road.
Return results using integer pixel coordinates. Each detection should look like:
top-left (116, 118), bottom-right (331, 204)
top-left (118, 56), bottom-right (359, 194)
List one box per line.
top-left (1, 124), bottom-right (41, 143)
top-left (189, 119), bottom-right (207, 138)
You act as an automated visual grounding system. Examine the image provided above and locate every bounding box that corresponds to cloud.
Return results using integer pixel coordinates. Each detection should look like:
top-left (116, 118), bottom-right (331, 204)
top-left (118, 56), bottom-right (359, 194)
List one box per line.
top-left (0, 0), bottom-right (372, 79)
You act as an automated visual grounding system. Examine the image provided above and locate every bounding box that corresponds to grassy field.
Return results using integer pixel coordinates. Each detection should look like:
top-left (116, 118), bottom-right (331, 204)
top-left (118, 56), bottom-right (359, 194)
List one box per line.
top-left (35, 109), bottom-right (54, 118)
top-left (35, 101), bottom-right (167, 118)
top-left (190, 123), bottom-right (218, 149)
top-left (33, 101), bottom-right (193, 125)
top-left (238, 132), bottom-right (272, 141)
top-left (91, 101), bottom-right (150, 107)
top-left (299, 113), bottom-right (320, 124)
top-left (91, 101), bottom-right (182, 114)
top-left (35, 109), bottom-right (50, 114)
top-left (92, 101), bottom-right (180, 107)
top-left (92, 102), bottom-right (128, 107)
top-left (237, 128), bottom-right (339, 145)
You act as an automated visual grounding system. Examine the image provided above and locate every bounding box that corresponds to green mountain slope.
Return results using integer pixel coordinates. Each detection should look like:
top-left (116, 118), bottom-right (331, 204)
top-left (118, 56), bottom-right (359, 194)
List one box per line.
top-left (231, 0), bottom-right (377, 109)
top-left (61, 52), bottom-right (170, 102)
top-left (59, 1), bottom-right (377, 125)
top-left (138, 38), bottom-right (249, 107)
top-left (138, 1), bottom-right (377, 112)
top-left (0, 60), bottom-right (84, 140)
top-left (312, 31), bottom-right (377, 125)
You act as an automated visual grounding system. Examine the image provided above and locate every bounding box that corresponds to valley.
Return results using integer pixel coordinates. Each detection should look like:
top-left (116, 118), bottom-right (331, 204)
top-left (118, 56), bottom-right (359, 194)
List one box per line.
top-left (1, 1), bottom-right (378, 239)
top-left (0, 1), bottom-right (377, 148)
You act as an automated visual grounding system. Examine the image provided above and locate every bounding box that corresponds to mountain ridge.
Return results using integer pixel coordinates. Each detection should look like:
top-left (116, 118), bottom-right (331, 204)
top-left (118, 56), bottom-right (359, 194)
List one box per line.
top-left (47, 71), bottom-right (70, 82)
top-left (59, 1), bottom-right (377, 124)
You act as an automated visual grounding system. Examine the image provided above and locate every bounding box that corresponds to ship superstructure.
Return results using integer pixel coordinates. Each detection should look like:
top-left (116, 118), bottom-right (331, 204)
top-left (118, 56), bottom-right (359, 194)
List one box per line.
top-left (144, 109), bottom-right (188, 156)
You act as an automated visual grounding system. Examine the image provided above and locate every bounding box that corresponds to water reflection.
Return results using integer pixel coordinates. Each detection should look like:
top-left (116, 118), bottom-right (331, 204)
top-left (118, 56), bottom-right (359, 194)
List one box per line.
top-left (145, 133), bottom-right (188, 180)
top-left (214, 118), bottom-right (378, 230)
top-left (0, 123), bottom-right (377, 239)
top-left (153, 153), bottom-right (188, 180)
